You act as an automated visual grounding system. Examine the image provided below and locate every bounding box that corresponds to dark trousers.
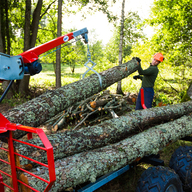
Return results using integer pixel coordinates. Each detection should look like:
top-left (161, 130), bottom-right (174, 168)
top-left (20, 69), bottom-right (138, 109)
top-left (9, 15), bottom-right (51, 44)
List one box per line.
top-left (135, 87), bottom-right (154, 110)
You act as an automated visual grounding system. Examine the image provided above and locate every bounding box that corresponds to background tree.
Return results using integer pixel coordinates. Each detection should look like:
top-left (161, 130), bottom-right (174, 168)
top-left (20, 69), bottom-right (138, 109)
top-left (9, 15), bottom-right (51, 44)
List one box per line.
top-left (105, 11), bottom-right (144, 65)
top-left (56, 0), bottom-right (62, 88)
top-left (116, 0), bottom-right (125, 95)
top-left (148, 0), bottom-right (192, 96)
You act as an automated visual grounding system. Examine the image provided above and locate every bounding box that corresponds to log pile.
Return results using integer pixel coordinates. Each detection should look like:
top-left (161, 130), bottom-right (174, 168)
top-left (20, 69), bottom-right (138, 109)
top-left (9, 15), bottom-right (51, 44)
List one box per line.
top-left (1, 58), bottom-right (192, 191)
top-left (3, 58), bottom-right (138, 133)
top-left (19, 113), bottom-right (192, 192)
top-left (13, 100), bottom-right (192, 168)
top-left (2, 58), bottom-right (138, 140)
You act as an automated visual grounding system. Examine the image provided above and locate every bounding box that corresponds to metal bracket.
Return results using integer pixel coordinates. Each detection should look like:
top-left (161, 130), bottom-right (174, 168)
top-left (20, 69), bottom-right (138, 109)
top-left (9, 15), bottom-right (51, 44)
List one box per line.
top-left (77, 165), bottom-right (130, 192)
top-left (73, 28), bottom-right (88, 44)
top-left (82, 44), bottom-right (102, 88)
top-left (0, 53), bottom-right (24, 80)
top-left (140, 154), bottom-right (164, 166)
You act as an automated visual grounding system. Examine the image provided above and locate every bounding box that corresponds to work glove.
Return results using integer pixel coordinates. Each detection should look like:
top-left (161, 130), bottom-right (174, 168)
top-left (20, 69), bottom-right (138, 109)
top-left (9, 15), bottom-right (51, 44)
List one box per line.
top-left (133, 75), bottom-right (142, 80)
top-left (136, 57), bottom-right (141, 63)
top-left (132, 57), bottom-right (141, 63)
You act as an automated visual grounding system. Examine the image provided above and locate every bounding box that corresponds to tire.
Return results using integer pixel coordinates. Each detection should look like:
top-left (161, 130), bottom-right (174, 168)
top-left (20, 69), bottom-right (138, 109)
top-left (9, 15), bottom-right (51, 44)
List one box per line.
top-left (136, 166), bottom-right (183, 192)
top-left (169, 146), bottom-right (192, 168)
top-left (169, 146), bottom-right (192, 191)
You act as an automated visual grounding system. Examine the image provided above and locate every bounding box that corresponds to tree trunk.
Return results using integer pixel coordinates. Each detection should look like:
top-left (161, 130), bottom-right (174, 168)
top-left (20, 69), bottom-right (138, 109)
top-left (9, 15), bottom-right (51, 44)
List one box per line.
top-left (5, 0), bottom-right (10, 54)
top-left (24, 0), bottom-right (31, 51)
top-left (3, 58), bottom-right (138, 137)
top-left (30, 0), bottom-right (42, 48)
top-left (17, 0), bottom-right (43, 95)
top-left (19, 113), bottom-right (192, 191)
top-left (181, 81), bottom-right (192, 102)
top-left (14, 100), bottom-right (192, 166)
top-left (0, 4), bottom-right (4, 52)
top-left (56, 0), bottom-right (62, 88)
top-left (116, 0), bottom-right (125, 95)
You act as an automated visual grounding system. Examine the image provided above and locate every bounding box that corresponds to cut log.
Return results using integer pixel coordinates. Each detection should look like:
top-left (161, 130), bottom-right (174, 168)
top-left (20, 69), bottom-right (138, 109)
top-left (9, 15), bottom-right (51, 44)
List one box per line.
top-left (19, 113), bottom-right (192, 192)
top-left (90, 99), bottom-right (108, 109)
top-left (14, 100), bottom-right (192, 166)
top-left (3, 58), bottom-right (138, 139)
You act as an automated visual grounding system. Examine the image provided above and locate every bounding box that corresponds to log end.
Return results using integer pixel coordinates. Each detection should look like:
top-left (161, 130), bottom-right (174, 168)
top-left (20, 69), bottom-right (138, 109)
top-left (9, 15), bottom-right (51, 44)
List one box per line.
top-left (52, 124), bottom-right (59, 133)
top-left (22, 163), bottom-right (33, 170)
top-left (19, 173), bottom-right (32, 192)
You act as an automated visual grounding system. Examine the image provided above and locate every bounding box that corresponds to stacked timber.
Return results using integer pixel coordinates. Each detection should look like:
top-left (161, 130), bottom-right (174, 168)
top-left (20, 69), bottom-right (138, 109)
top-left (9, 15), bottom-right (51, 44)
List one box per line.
top-left (14, 100), bottom-right (192, 167)
top-left (3, 58), bottom-right (138, 136)
top-left (18, 112), bottom-right (192, 191)
top-left (1, 58), bottom-right (192, 191)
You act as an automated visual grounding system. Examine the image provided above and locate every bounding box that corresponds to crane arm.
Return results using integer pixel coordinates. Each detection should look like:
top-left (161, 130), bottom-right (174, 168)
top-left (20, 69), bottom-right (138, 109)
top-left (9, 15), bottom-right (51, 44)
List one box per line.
top-left (20, 28), bottom-right (88, 64)
top-left (0, 28), bottom-right (88, 80)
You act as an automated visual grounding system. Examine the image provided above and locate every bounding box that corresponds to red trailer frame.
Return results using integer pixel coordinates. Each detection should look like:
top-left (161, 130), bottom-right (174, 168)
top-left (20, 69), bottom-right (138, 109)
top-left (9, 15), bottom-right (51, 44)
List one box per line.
top-left (0, 113), bottom-right (56, 192)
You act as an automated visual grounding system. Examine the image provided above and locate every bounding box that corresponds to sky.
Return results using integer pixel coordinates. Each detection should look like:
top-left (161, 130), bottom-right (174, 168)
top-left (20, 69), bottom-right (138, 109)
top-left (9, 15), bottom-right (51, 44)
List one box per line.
top-left (63, 0), bottom-right (154, 45)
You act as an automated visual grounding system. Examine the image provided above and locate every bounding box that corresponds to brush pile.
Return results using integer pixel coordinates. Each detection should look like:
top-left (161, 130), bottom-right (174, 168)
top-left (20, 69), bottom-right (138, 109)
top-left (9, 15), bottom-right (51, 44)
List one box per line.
top-left (46, 90), bottom-right (134, 132)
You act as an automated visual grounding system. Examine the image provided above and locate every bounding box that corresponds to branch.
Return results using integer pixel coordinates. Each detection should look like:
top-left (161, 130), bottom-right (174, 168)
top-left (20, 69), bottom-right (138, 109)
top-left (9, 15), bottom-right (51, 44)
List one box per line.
top-left (40, 0), bottom-right (57, 20)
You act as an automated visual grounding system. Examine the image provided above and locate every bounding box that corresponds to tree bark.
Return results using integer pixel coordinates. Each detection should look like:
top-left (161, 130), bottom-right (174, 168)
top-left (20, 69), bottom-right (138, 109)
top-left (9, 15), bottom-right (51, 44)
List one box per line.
top-left (24, 0), bottom-right (31, 52)
top-left (30, 0), bottom-right (42, 48)
top-left (5, 0), bottom-right (10, 54)
top-left (14, 100), bottom-right (192, 166)
top-left (116, 0), bottom-right (125, 95)
top-left (56, 0), bottom-right (62, 88)
top-left (0, 3), bottom-right (4, 52)
top-left (19, 113), bottom-right (192, 192)
top-left (3, 58), bottom-right (138, 138)
top-left (17, 0), bottom-right (43, 95)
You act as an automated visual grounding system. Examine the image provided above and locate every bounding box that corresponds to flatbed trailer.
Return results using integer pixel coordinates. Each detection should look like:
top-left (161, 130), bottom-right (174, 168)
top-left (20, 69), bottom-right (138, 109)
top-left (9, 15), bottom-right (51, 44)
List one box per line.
top-left (1, 88), bottom-right (191, 192)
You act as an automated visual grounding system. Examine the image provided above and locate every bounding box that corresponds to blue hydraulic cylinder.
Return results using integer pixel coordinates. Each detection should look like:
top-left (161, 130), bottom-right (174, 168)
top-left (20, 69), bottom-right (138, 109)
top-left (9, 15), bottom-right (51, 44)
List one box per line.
top-left (24, 60), bottom-right (42, 75)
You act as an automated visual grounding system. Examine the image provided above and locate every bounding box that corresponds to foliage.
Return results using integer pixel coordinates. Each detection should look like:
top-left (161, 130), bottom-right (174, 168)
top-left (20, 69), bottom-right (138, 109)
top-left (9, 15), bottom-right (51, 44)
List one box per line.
top-left (1, 93), bottom-right (31, 107)
top-left (0, 0), bottom-right (25, 54)
top-left (148, 0), bottom-right (192, 55)
top-left (153, 93), bottom-right (172, 107)
top-left (147, 0), bottom-right (192, 76)
top-left (105, 11), bottom-right (144, 64)
top-left (141, 0), bottom-right (192, 102)
top-left (62, 40), bottom-right (87, 73)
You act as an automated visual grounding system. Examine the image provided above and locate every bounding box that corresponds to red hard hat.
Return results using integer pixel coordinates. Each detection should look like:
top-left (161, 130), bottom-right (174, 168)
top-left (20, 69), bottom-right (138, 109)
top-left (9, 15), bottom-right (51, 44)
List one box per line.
top-left (153, 53), bottom-right (164, 62)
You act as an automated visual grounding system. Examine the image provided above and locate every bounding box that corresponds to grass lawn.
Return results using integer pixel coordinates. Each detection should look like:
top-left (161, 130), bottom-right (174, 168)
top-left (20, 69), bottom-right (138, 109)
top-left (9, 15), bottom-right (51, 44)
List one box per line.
top-left (30, 64), bottom-right (88, 87)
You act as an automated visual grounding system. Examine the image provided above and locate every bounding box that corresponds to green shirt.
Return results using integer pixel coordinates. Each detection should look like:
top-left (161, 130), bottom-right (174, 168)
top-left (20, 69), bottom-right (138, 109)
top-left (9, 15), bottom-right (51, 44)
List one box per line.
top-left (138, 63), bottom-right (159, 88)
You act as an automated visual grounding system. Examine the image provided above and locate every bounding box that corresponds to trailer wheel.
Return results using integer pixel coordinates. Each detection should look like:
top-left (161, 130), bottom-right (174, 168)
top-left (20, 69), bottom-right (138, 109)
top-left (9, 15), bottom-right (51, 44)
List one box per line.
top-left (135, 166), bottom-right (183, 192)
top-left (169, 146), bottom-right (192, 191)
top-left (169, 146), bottom-right (192, 168)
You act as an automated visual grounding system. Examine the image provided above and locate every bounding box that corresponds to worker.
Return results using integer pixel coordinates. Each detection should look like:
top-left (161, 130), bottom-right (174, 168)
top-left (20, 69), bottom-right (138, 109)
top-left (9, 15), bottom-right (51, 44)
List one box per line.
top-left (133, 53), bottom-right (164, 110)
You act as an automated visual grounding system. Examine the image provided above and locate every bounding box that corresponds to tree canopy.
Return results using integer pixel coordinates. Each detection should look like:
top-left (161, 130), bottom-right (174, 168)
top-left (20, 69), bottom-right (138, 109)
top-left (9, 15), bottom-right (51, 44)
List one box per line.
top-left (105, 11), bottom-right (144, 64)
top-left (148, 0), bottom-right (192, 66)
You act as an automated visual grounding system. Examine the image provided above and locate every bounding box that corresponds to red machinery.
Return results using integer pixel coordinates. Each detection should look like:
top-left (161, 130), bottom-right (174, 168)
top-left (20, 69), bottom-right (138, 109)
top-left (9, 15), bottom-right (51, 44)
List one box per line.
top-left (140, 88), bottom-right (147, 109)
top-left (0, 28), bottom-right (88, 102)
top-left (0, 114), bottom-right (55, 192)
top-left (0, 28), bottom-right (88, 191)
